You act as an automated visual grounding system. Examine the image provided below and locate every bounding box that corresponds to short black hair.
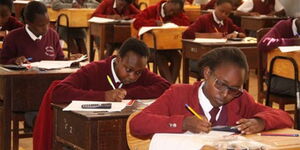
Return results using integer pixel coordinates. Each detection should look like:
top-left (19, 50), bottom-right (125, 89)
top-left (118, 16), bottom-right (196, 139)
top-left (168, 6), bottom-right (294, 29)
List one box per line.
top-left (198, 47), bottom-right (249, 78)
top-left (0, 0), bottom-right (13, 12)
top-left (168, 0), bottom-right (184, 11)
top-left (119, 38), bottom-right (150, 58)
top-left (123, 0), bottom-right (133, 4)
top-left (24, 1), bottom-right (47, 23)
top-left (216, 0), bottom-right (233, 6)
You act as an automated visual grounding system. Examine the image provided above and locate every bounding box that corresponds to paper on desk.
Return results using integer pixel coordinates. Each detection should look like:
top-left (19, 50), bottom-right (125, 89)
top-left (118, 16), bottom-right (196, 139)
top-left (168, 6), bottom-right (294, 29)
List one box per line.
top-left (23, 55), bottom-right (87, 70)
top-left (279, 46), bottom-right (300, 53)
top-left (194, 38), bottom-right (227, 43)
top-left (138, 23), bottom-right (178, 36)
top-left (88, 17), bottom-right (134, 24)
top-left (63, 100), bottom-right (130, 112)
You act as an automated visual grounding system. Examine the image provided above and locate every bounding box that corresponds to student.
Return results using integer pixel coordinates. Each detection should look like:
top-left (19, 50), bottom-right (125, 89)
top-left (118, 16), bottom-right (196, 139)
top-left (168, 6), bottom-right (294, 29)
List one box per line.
top-left (91, 0), bottom-right (140, 57)
top-left (258, 18), bottom-right (300, 52)
top-left (201, 0), bottom-right (242, 10)
top-left (133, 0), bottom-right (190, 83)
top-left (235, 0), bottom-right (285, 17)
top-left (183, 0), bottom-right (246, 39)
top-left (0, 0), bottom-right (23, 40)
top-left (52, 38), bottom-right (171, 102)
top-left (130, 47), bottom-right (293, 137)
top-left (52, 0), bottom-right (99, 54)
top-left (0, 1), bottom-right (65, 65)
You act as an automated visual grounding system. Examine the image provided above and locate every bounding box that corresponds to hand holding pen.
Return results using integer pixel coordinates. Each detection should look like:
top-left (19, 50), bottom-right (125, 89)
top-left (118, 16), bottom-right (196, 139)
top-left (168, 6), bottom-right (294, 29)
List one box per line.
top-left (104, 75), bottom-right (127, 102)
top-left (183, 104), bottom-right (211, 133)
top-left (15, 56), bottom-right (32, 65)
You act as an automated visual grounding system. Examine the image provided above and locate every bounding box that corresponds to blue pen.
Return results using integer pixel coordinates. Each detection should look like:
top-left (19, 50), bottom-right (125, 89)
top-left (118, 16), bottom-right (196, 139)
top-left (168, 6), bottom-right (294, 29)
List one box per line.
top-left (27, 57), bottom-right (32, 61)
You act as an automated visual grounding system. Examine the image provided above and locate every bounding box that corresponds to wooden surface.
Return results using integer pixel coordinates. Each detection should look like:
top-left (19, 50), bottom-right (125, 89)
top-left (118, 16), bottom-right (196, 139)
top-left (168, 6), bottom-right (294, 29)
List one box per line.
top-left (89, 21), bottom-right (131, 60)
top-left (137, 0), bottom-right (161, 10)
top-left (0, 67), bottom-right (76, 150)
top-left (47, 8), bottom-right (60, 22)
top-left (0, 41), bottom-right (2, 49)
top-left (241, 16), bottom-right (286, 31)
top-left (267, 48), bottom-right (300, 79)
top-left (52, 101), bottom-right (150, 150)
top-left (54, 8), bottom-right (95, 27)
top-left (182, 39), bottom-right (258, 83)
top-left (184, 5), bottom-right (201, 22)
top-left (141, 27), bottom-right (187, 49)
top-left (13, 0), bottom-right (31, 20)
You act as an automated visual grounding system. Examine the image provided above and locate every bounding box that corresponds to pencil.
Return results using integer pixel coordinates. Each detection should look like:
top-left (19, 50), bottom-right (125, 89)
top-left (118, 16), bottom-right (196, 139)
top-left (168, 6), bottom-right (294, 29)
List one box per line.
top-left (258, 133), bottom-right (299, 137)
top-left (106, 75), bottom-right (116, 90)
top-left (214, 26), bottom-right (219, 33)
top-left (185, 104), bottom-right (203, 120)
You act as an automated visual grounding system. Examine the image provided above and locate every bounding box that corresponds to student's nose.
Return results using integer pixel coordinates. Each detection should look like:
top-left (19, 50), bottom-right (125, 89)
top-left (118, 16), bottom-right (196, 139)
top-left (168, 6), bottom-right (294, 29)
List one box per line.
top-left (220, 88), bottom-right (229, 98)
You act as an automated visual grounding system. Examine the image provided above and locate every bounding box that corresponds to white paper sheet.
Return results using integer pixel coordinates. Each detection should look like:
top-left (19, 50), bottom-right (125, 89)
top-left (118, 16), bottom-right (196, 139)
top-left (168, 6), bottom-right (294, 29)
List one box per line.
top-left (193, 38), bottom-right (227, 43)
top-left (88, 17), bottom-right (134, 24)
top-left (138, 23), bottom-right (179, 36)
top-left (63, 100), bottom-right (131, 112)
top-left (279, 46), bottom-right (300, 52)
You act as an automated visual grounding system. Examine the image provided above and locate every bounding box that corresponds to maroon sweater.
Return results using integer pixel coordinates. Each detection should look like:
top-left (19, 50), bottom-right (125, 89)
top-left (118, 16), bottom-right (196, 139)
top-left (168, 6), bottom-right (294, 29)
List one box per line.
top-left (0, 16), bottom-right (23, 31)
top-left (182, 13), bottom-right (243, 39)
top-left (52, 56), bottom-right (171, 103)
top-left (133, 1), bottom-right (190, 30)
top-left (0, 27), bottom-right (64, 64)
top-left (91, 0), bottom-right (140, 18)
top-left (258, 19), bottom-right (299, 52)
top-left (252, 0), bottom-right (275, 14)
top-left (130, 82), bottom-right (293, 136)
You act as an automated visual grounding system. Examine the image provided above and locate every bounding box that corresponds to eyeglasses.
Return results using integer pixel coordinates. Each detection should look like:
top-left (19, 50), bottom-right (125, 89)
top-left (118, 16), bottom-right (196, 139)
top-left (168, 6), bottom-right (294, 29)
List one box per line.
top-left (213, 78), bottom-right (243, 98)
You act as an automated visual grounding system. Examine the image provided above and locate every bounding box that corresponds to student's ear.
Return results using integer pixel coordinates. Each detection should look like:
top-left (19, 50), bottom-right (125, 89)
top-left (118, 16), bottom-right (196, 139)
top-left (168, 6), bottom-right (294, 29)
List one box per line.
top-left (203, 66), bottom-right (211, 80)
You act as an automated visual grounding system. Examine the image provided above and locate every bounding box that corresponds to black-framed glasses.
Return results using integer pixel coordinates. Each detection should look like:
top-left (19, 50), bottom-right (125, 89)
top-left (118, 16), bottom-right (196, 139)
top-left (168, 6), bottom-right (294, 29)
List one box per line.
top-left (213, 78), bottom-right (243, 98)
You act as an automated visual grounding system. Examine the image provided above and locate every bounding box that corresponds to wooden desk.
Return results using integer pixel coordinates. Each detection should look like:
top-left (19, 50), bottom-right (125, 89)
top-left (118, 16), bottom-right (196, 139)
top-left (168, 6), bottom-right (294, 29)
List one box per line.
top-left (52, 102), bottom-right (146, 150)
top-left (47, 8), bottom-right (60, 23)
top-left (267, 48), bottom-right (300, 79)
top-left (184, 5), bottom-right (201, 22)
top-left (13, 0), bottom-right (31, 20)
top-left (241, 16), bottom-right (286, 31)
top-left (89, 21), bottom-right (131, 61)
top-left (0, 41), bottom-right (2, 49)
top-left (137, 0), bottom-right (160, 10)
top-left (182, 39), bottom-right (258, 83)
top-left (0, 67), bottom-right (77, 150)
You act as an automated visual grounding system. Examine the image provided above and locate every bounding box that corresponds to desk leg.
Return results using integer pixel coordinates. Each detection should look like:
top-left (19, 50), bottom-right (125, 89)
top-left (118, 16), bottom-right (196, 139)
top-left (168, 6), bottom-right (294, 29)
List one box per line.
top-left (89, 35), bottom-right (95, 62)
top-left (0, 80), bottom-right (11, 150)
top-left (183, 56), bottom-right (189, 84)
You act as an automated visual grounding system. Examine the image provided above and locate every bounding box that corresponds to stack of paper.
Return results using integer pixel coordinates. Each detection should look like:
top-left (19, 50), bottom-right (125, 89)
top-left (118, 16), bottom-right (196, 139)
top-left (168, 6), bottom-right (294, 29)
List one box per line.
top-left (194, 38), bottom-right (227, 43)
top-left (279, 46), bottom-right (300, 53)
top-left (63, 100), bottom-right (130, 112)
top-left (138, 23), bottom-right (179, 36)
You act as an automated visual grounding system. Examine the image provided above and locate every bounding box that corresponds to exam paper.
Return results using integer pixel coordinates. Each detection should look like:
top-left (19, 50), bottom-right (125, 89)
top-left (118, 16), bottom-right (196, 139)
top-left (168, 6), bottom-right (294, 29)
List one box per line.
top-left (279, 46), bottom-right (300, 53)
top-left (193, 38), bottom-right (227, 43)
top-left (138, 23), bottom-right (179, 36)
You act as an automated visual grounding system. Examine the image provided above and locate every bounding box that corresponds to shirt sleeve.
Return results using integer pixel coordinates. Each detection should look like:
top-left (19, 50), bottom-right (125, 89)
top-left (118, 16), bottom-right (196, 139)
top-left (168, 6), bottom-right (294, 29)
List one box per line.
top-left (274, 0), bottom-right (284, 11)
top-left (237, 0), bottom-right (254, 12)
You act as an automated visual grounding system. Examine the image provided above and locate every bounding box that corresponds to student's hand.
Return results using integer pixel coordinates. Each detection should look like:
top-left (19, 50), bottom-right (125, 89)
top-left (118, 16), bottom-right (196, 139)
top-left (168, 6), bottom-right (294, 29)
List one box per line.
top-left (104, 88), bottom-right (127, 102)
top-left (226, 33), bottom-right (238, 39)
top-left (69, 53), bottom-right (83, 60)
top-left (15, 56), bottom-right (30, 65)
top-left (249, 12), bottom-right (260, 16)
top-left (237, 33), bottom-right (246, 38)
top-left (155, 20), bottom-right (163, 26)
top-left (120, 16), bottom-right (131, 20)
top-left (236, 118), bottom-right (265, 134)
top-left (108, 15), bottom-right (122, 20)
top-left (182, 116), bottom-right (211, 133)
top-left (0, 31), bottom-right (8, 38)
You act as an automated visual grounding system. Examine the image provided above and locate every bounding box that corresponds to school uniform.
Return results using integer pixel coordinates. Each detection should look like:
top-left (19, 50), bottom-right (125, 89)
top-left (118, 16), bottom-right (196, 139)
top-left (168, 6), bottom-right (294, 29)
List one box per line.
top-left (237, 0), bottom-right (283, 15)
top-left (0, 25), bottom-right (65, 64)
top-left (182, 12), bottom-right (244, 39)
top-left (91, 0), bottom-right (140, 18)
top-left (52, 56), bottom-right (171, 103)
top-left (0, 16), bottom-right (23, 31)
top-left (130, 81), bottom-right (293, 136)
top-left (258, 18), bottom-right (300, 52)
top-left (133, 0), bottom-right (190, 30)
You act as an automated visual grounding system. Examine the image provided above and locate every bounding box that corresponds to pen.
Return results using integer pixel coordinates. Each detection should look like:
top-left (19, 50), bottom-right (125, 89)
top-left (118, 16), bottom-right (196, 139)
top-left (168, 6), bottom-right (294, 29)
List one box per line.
top-left (27, 57), bottom-right (32, 61)
top-left (214, 26), bottom-right (219, 33)
top-left (185, 104), bottom-right (203, 120)
top-left (258, 133), bottom-right (299, 137)
top-left (106, 75), bottom-right (116, 90)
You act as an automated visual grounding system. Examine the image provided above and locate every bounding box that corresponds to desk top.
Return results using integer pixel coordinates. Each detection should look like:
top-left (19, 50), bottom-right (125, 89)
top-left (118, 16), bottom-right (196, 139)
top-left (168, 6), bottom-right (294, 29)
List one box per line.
top-left (241, 15), bottom-right (287, 20)
top-left (182, 39), bottom-right (257, 47)
top-left (0, 41), bottom-right (2, 49)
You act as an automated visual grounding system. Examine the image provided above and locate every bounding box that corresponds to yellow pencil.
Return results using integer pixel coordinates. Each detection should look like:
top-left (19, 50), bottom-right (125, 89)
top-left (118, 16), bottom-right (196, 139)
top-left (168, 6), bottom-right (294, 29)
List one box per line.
top-left (185, 104), bottom-right (203, 120)
top-left (214, 26), bottom-right (219, 33)
top-left (106, 75), bottom-right (116, 90)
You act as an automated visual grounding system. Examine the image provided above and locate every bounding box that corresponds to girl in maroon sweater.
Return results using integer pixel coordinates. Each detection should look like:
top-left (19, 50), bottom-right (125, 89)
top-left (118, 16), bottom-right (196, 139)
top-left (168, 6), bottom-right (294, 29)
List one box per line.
top-left (130, 47), bottom-right (293, 137)
top-left (183, 0), bottom-right (245, 39)
top-left (235, 0), bottom-right (285, 16)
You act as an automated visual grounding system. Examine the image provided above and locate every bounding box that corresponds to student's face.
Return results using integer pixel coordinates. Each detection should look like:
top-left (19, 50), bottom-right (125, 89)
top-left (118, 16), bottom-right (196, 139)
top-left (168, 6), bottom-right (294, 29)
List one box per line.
top-left (0, 5), bottom-right (11, 26)
top-left (27, 13), bottom-right (50, 36)
top-left (214, 2), bottom-right (233, 21)
top-left (203, 64), bottom-right (245, 107)
top-left (115, 51), bottom-right (147, 85)
top-left (164, 2), bottom-right (181, 18)
top-left (116, 0), bottom-right (128, 10)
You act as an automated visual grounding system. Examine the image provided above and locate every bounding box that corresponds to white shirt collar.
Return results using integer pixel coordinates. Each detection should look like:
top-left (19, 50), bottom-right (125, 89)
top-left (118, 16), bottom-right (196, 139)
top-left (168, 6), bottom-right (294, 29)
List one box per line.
top-left (161, 2), bottom-right (167, 18)
top-left (292, 18), bottom-right (299, 37)
top-left (198, 82), bottom-right (222, 121)
top-left (111, 58), bottom-right (122, 84)
top-left (261, 0), bottom-right (265, 2)
top-left (0, 26), bottom-right (2, 30)
top-left (113, 0), bottom-right (117, 9)
top-left (25, 24), bottom-right (42, 41)
top-left (212, 11), bottom-right (224, 26)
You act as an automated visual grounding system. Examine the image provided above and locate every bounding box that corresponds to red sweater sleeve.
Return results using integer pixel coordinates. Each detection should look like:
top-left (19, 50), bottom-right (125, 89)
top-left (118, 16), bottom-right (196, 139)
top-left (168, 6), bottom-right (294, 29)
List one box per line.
top-left (0, 34), bottom-right (18, 64)
top-left (239, 92), bottom-right (293, 130)
top-left (126, 70), bottom-right (170, 99)
top-left (127, 5), bottom-right (141, 18)
top-left (133, 6), bottom-right (158, 30)
top-left (182, 17), bottom-right (203, 39)
top-left (170, 13), bottom-right (190, 26)
top-left (52, 29), bottom-right (65, 60)
top-left (130, 84), bottom-right (187, 137)
top-left (91, 0), bottom-right (110, 17)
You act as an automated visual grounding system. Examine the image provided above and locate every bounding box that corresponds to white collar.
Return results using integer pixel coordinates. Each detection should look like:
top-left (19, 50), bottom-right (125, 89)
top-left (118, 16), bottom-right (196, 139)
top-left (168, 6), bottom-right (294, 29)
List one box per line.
top-left (0, 26), bottom-right (2, 30)
top-left (113, 0), bottom-right (117, 9)
top-left (212, 11), bottom-right (224, 26)
top-left (292, 18), bottom-right (299, 37)
top-left (25, 24), bottom-right (42, 41)
top-left (111, 58), bottom-right (122, 84)
top-left (261, 0), bottom-right (265, 2)
top-left (198, 82), bottom-right (222, 121)
top-left (161, 2), bottom-right (167, 18)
